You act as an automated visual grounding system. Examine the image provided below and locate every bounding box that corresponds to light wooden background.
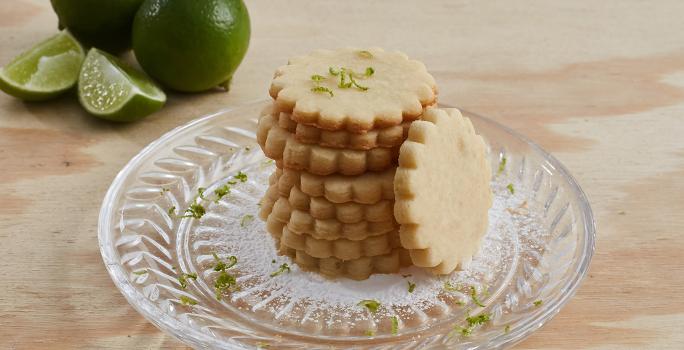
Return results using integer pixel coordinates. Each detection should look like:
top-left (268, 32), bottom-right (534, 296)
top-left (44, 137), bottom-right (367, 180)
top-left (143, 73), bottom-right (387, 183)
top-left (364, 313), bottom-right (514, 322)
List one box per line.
top-left (1, 1), bottom-right (683, 349)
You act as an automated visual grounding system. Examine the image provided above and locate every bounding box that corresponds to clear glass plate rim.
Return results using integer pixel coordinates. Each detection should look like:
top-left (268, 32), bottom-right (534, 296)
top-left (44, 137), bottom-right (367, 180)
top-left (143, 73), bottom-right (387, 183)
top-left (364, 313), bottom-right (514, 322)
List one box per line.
top-left (98, 99), bottom-right (596, 349)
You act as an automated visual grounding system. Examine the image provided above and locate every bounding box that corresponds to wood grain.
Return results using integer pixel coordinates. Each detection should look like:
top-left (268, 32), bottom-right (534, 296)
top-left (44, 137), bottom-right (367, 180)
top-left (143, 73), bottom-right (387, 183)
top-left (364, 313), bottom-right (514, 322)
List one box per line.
top-left (1, 0), bottom-right (684, 349)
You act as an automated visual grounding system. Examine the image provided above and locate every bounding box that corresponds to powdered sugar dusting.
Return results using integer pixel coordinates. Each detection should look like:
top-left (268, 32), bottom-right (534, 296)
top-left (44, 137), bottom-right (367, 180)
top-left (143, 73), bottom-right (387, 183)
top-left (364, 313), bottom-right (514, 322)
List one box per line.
top-left (189, 166), bottom-right (548, 337)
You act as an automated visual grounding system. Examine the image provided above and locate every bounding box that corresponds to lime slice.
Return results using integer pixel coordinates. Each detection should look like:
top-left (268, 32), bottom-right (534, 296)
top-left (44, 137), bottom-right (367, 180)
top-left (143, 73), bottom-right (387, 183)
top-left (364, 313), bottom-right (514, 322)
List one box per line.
top-left (78, 48), bottom-right (166, 122)
top-left (0, 31), bottom-right (84, 101)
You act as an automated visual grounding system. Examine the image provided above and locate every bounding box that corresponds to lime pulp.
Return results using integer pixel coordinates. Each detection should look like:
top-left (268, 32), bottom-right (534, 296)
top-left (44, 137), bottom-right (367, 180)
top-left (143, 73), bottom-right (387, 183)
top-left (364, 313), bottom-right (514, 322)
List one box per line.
top-left (78, 48), bottom-right (166, 122)
top-left (0, 30), bottom-right (84, 101)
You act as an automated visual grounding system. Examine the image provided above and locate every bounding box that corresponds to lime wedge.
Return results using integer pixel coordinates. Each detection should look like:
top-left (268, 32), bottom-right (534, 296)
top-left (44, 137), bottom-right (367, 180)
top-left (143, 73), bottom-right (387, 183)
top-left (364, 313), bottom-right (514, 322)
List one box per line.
top-left (0, 31), bottom-right (84, 101)
top-left (78, 48), bottom-right (166, 122)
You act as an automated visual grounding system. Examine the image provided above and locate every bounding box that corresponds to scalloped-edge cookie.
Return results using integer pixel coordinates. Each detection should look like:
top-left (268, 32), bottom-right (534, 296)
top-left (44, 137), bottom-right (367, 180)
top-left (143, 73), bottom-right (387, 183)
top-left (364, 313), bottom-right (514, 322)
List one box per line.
top-left (270, 167), bottom-right (395, 204)
top-left (261, 103), bottom-right (297, 133)
top-left (282, 227), bottom-right (401, 260)
top-left (258, 182), bottom-right (280, 220)
top-left (262, 185), bottom-right (392, 238)
top-left (269, 47), bottom-right (437, 132)
top-left (288, 185), bottom-right (394, 223)
top-left (264, 209), bottom-right (392, 243)
top-left (268, 169), bottom-right (394, 222)
top-left (268, 195), bottom-right (398, 240)
top-left (257, 113), bottom-right (399, 176)
top-left (265, 218), bottom-right (401, 260)
top-left (394, 107), bottom-right (492, 275)
top-left (271, 108), bottom-right (411, 150)
top-left (287, 209), bottom-right (397, 240)
top-left (279, 242), bottom-right (412, 280)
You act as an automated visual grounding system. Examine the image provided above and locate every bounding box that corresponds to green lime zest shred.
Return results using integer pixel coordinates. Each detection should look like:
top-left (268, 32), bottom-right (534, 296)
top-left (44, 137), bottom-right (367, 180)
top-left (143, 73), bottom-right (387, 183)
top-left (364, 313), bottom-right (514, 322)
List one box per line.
top-left (178, 272), bottom-right (198, 289)
top-left (452, 313), bottom-right (492, 338)
top-left (270, 263), bottom-right (291, 277)
top-left (456, 325), bottom-right (472, 337)
top-left (391, 316), bottom-right (399, 335)
top-left (498, 156), bottom-right (507, 174)
top-left (348, 73), bottom-right (368, 91)
top-left (466, 313), bottom-right (491, 327)
top-left (180, 202), bottom-right (206, 219)
top-left (357, 50), bottom-right (373, 58)
top-left (180, 295), bottom-right (197, 306)
top-left (470, 286), bottom-right (486, 307)
top-left (358, 299), bottom-right (381, 313)
top-left (234, 171), bottom-right (248, 182)
top-left (213, 184), bottom-right (231, 203)
top-left (316, 66), bottom-right (373, 96)
top-left (212, 252), bottom-right (237, 272)
top-left (240, 214), bottom-right (255, 227)
top-left (214, 271), bottom-right (238, 300)
top-left (311, 86), bottom-right (333, 97)
top-left (338, 69), bottom-right (351, 88)
top-left (407, 281), bottom-right (416, 293)
top-left (443, 281), bottom-right (460, 292)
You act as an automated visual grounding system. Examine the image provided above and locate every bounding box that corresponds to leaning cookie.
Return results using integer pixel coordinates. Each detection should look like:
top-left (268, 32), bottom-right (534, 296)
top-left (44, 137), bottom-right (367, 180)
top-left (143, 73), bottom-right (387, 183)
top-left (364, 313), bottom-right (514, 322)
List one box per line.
top-left (270, 167), bottom-right (396, 204)
top-left (394, 108), bottom-right (493, 275)
top-left (269, 47), bottom-right (437, 132)
top-left (258, 113), bottom-right (399, 176)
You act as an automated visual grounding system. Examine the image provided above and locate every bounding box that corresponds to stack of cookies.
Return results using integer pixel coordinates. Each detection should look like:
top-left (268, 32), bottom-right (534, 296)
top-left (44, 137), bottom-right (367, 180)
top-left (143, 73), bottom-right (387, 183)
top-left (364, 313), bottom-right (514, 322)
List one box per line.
top-left (257, 48), bottom-right (438, 279)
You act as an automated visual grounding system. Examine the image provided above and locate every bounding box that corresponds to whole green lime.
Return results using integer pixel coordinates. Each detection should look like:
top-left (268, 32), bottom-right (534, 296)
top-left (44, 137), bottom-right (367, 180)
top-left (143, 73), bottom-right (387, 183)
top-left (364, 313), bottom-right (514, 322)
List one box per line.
top-left (132, 0), bottom-right (250, 92)
top-left (50, 0), bottom-right (143, 52)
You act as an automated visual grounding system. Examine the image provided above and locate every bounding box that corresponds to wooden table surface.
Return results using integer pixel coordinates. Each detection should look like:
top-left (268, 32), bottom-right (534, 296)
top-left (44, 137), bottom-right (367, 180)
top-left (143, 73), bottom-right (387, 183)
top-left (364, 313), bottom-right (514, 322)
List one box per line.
top-left (2, 1), bottom-right (683, 349)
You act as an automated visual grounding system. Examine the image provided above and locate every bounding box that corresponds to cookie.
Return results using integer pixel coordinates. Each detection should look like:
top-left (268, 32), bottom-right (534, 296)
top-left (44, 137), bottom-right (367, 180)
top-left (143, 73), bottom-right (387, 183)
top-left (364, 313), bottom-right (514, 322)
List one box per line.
top-left (271, 167), bottom-right (395, 204)
top-left (272, 109), bottom-right (411, 150)
top-left (269, 47), bottom-right (437, 132)
top-left (268, 196), bottom-right (398, 241)
top-left (258, 182), bottom-right (280, 220)
top-left (288, 185), bottom-right (395, 223)
top-left (266, 218), bottom-right (401, 260)
top-left (279, 243), bottom-right (412, 280)
top-left (394, 108), bottom-right (493, 275)
top-left (283, 227), bottom-right (401, 260)
top-left (258, 113), bottom-right (399, 175)
top-left (263, 104), bottom-right (297, 133)
top-left (288, 209), bottom-right (397, 240)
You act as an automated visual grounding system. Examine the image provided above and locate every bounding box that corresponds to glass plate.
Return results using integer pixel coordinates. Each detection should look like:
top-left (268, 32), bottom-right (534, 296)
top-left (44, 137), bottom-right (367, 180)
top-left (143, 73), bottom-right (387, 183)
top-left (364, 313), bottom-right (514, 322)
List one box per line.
top-left (99, 100), bottom-right (595, 349)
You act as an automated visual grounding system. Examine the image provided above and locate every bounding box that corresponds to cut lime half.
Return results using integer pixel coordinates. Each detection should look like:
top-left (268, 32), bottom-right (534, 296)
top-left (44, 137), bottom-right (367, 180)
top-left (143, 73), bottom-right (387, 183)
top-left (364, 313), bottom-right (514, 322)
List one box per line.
top-left (0, 31), bottom-right (84, 101)
top-left (78, 48), bottom-right (166, 122)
